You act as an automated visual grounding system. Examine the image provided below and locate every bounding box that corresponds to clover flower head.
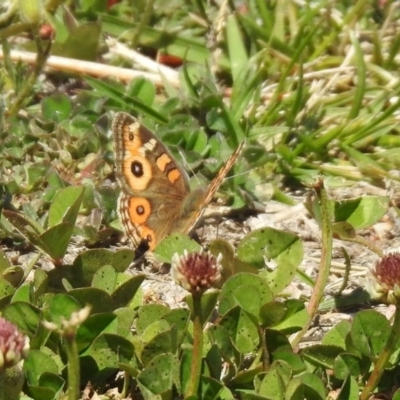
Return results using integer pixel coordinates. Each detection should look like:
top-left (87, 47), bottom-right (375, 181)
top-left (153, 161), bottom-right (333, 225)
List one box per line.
top-left (171, 250), bottom-right (223, 295)
top-left (43, 305), bottom-right (92, 337)
top-left (0, 318), bottom-right (30, 371)
top-left (365, 253), bottom-right (400, 304)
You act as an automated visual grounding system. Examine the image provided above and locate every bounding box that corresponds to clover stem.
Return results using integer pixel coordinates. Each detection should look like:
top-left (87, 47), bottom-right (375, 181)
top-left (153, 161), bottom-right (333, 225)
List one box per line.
top-left (64, 333), bottom-right (80, 400)
top-left (360, 306), bottom-right (400, 400)
top-left (121, 372), bottom-right (130, 398)
top-left (291, 179), bottom-right (333, 347)
top-left (260, 327), bottom-right (270, 371)
top-left (8, 24), bottom-right (50, 118)
top-left (185, 293), bottom-right (203, 398)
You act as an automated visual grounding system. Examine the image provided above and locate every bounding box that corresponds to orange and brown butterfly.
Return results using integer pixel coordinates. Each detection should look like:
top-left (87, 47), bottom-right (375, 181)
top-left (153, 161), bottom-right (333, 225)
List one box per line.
top-left (112, 112), bottom-right (244, 252)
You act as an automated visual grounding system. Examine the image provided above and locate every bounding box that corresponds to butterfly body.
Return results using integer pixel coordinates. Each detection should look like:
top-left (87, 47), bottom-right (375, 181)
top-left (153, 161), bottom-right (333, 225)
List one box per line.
top-left (112, 112), bottom-right (242, 251)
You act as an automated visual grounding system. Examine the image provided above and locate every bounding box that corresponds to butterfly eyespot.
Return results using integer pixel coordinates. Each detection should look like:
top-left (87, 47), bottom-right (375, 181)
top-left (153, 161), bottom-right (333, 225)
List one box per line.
top-left (124, 156), bottom-right (151, 190)
top-left (140, 226), bottom-right (156, 249)
top-left (136, 205), bottom-right (145, 215)
top-left (131, 160), bottom-right (144, 177)
top-left (128, 197), bottom-right (151, 224)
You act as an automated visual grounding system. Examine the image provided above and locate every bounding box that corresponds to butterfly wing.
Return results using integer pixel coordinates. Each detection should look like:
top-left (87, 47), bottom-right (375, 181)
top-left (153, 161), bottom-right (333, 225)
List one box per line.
top-left (177, 141), bottom-right (245, 235)
top-left (113, 112), bottom-right (190, 250)
top-left (113, 111), bottom-right (244, 251)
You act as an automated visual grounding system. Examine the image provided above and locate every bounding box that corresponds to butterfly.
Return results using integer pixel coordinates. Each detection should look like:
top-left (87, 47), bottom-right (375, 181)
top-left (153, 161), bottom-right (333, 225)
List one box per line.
top-left (113, 112), bottom-right (244, 252)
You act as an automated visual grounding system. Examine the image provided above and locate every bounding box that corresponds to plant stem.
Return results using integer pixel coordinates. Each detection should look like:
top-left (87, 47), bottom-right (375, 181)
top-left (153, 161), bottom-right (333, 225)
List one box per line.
top-left (342, 236), bottom-right (384, 258)
top-left (260, 327), bottom-right (270, 371)
top-left (360, 306), bottom-right (400, 400)
top-left (64, 333), bottom-right (80, 400)
top-left (130, 0), bottom-right (155, 49)
top-left (291, 179), bottom-right (333, 347)
top-left (336, 247), bottom-right (351, 295)
top-left (185, 294), bottom-right (203, 399)
top-left (8, 24), bottom-right (50, 118)
top-left (121, 372), bottom-right (130, 398)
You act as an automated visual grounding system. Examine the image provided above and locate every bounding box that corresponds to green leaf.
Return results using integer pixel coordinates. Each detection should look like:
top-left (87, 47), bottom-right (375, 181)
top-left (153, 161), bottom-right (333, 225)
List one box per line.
top-left (233, 283), bottom-right (264, 318)
top-left (76, 313), bottom-right (118, 351)
top-left (2, 266), bottom-right (24, 287)
top-left (52, 22), bottom-right (102, 61)
top-left (3, 301), bottom-right (41, 338)
top-left (209, 238), bottom-right (258, 282)
top-left (334, 196), bottom-right (389, 229)
top-left (3, 209), bottom-right (44, 240)
top-left (285, 372), bottom-right (326, 400)
top-left (273, 299), bottom-right (308, 335)
top-left (237, 228), bottom-right (303, 294)
top-left (115, 308), bottom-right (136, 337)
top-left (127, 77), bottom-right (156, 106)
top-left (206, 99), bottom-right (246, 146)
top-left (336, 376), bottom-right (360, 400)
top-left (301, 344), bottom-right (343, 369)
top-left (141, 328), bottom-right (177, 365)
top-left (226, 14), bottom-right (249, 81)
top-left (39, 222), bottom-right (75, 260)
top-left (47, 186), bottom-right (85, 228)
top-left (334, 353), bottom-right (362, 380)
top-left (347, 34), bottom-right (366, 120)
top-left (393, 388), bottom-right (400, 400)
top-left (0, 279), bottom-right (15, 309)
top-left (272, 350), bottom-right (306, 375)
top-left (32, 268), bottom-right (49, 303)
top-left (350, 310), bottom-right (390, 358)
top-left (39, 372), bottom-right (64, 397)
top-left (26, 385), bottom-right (58, 400)
top-left (41, 93), bottom-right (72, 122)
top-left (136, 304), bottom-right (170, 336)
top-left (137, 353), bottom-right (180, 396)
top-left (72, 249), bottom-right (116, 286)
top-left (161, 308), bottom-right (190, 346)
top-left (112, 248), bottom-right (135, 272)
top-left (259, 301), bottom-right (288, 328)
top-left (207, 325), bottom-right (237, 362)
top-left (92, 265), bottom-right (117, 294)
top-left (219, 306), bottom-right (259, 354)
top-left (11, 283), bottom-right (31, 303)
top-left (84, 77), bottom-right (167, 123)
top-left (219, 273), bottom-right (273, 316)
top-left (46, 293), bottom-right (82, 325)
top-left (0, 248), bottom-right (11, 272)
top-left (186, 128), bottom-right (208, 152)
top-left (332, 222), bottom-right (356, 239)
top-left (68, 287), bottom-right (114, 313)
top-left (230, 56), bottom-right (261, 121)
top-left (2, 210), bottom-right (74, 261)
top-left (88, 333), bottom-right (135, 370)
top-left (141, 320), bottom-right (171, 344)
top-left (322, 320), bottom-right (351, 349)
top-left (256, 360), bottom-right (291, 398)
top-left (24, 349), bottom-right (60, 386)
top-left (154, 233), bottom-right (202, 263)
top-left (112, 274), bottom-right (146, 308)
top-left (199, 376), bottom-right (227, 399)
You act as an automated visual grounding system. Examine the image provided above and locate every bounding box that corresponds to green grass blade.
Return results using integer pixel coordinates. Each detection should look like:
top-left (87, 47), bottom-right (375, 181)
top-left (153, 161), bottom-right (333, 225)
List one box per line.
top-left (347, 34), bottom-right (366, 120)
